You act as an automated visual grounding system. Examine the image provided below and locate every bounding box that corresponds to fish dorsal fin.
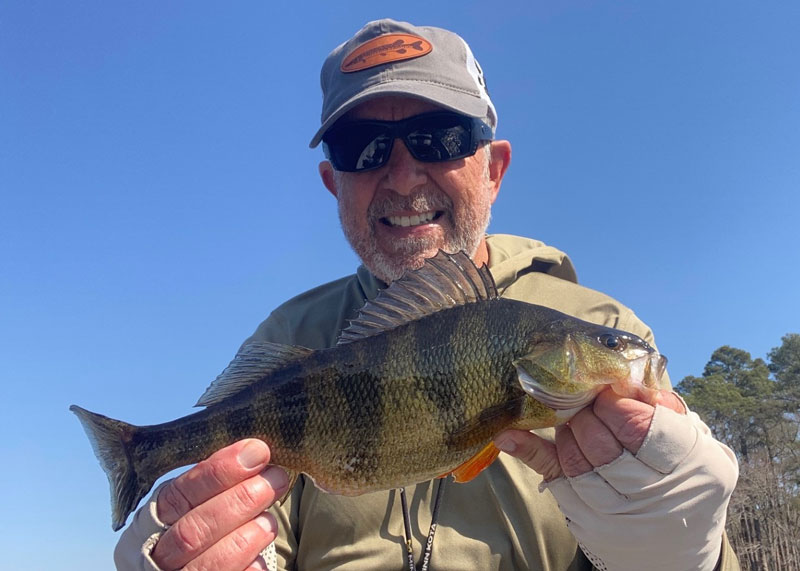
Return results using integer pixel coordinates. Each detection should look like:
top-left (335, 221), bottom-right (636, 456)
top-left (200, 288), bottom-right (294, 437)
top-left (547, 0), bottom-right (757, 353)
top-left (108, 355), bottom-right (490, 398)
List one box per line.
top-left (195, 342), bottom-right (313, 407)
top-left (337, 250), bottom-right (497, 345)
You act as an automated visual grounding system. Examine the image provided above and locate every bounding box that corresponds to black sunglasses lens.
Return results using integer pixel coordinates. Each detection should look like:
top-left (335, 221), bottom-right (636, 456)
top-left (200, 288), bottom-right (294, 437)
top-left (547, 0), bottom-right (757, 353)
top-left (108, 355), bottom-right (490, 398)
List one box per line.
top-left (406, 115), bottom-right (473, 162)
top-left (325, 124), bottom-right (393, 172)
top-left (324, 113), bottom-right (487, 172)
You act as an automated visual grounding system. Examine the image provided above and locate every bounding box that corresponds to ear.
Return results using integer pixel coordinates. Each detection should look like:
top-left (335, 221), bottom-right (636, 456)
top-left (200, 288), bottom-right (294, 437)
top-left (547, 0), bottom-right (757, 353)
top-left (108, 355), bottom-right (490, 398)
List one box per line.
top-left (319, 160), bottom-right (338, 198)
top-left (487, 140), bottom-right (511, 204)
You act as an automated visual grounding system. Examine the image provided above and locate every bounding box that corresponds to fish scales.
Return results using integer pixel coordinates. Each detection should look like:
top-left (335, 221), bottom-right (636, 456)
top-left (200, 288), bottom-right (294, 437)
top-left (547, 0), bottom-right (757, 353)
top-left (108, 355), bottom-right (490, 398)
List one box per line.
top-left (204, 305), bottom-right (524, 490)
top-left (185, 301), bottom-right (523, 495)
top-left (305, 302), bottom-right (524, 490)
top-left (304, 348), bottom-right (386, 488)
top-left (409, 303), bottom-right (516, 443)
top-left (286, 315), bottom-right (500, 492)
top-left (71, 251), bottom-right (668, 531)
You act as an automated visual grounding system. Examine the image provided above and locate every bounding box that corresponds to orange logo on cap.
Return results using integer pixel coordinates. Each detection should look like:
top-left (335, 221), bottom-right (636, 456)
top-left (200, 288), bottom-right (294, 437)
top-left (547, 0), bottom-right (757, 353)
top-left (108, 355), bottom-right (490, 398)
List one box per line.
top-left (341, 34), bottom-right (432, 73)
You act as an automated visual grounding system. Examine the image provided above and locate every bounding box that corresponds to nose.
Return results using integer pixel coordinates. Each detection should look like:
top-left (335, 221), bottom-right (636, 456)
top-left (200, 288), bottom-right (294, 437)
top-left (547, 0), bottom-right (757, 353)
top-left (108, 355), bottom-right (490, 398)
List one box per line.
top-left (382, 138), bottom-right (428, 195)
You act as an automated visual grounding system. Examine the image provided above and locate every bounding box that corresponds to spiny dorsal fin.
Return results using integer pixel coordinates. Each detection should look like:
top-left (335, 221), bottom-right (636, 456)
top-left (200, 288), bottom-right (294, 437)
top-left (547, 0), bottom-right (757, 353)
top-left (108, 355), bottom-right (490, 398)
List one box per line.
top-left (337, 250), bottom-right (497, 345)
top-left (195, 342), bottom-right (313, 407)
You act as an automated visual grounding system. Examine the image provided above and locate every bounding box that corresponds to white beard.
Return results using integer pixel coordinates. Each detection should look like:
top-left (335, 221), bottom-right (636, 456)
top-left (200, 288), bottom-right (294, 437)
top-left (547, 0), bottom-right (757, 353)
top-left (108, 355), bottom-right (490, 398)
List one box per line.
top-left (338, 171), bottom-right (493, 283)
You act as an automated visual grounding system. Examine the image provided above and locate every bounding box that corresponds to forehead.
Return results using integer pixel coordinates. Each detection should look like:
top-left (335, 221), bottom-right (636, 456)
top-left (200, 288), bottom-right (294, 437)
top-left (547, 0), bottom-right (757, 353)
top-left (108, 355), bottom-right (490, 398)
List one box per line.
top-left (344, 96), bottom-right (445, 121)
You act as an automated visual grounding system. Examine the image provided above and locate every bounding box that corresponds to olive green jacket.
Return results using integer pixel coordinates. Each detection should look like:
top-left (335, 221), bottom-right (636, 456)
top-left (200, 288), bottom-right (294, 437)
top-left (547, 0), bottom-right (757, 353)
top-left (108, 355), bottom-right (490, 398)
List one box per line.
top-left (245, 234), bottom-right (739, 570)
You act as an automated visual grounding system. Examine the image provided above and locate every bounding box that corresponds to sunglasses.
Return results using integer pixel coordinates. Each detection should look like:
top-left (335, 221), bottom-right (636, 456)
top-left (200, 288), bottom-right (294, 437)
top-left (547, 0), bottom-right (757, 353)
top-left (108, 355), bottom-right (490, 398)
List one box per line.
top-left (322, 111), bottom-right (494, 172)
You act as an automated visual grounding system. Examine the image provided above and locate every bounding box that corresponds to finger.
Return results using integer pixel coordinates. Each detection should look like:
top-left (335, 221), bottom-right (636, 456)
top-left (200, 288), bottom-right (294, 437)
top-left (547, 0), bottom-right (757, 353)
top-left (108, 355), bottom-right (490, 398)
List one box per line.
top-left (158, 439), bottom-right (272, 525)
top-left (555, 425), bottom-right (594, 477)
top-left (153, 466), bottom-right (288, 569)
top-left (655, 390), bottom-right (688, 415)
top-left (592, 389), bottom-right (655, 454)
top-left (567, 405), bottom-right (623, 467)
top-left (495, 430), bottom-right (563, 481)
top-left (247, 553), bottom-right (270, 571)
top-left (183, 513), bottom-right (278, 571)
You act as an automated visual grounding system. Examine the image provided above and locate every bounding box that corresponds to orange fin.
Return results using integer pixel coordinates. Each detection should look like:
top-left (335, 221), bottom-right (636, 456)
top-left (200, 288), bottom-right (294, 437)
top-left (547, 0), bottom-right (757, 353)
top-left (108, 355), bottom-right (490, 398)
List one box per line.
top-left (450, 442), bottom-right (501, 483)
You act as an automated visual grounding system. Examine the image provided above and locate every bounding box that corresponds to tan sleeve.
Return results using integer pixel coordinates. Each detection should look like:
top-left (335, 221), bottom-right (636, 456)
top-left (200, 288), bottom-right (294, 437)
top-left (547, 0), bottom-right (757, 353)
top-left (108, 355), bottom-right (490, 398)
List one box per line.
top-left (717, 533), bottom-right (742, 570)
top-left (269, 474), bottom-right (304, 569)
top-left (113, 482), bottom-right (171, 571)
top-left (543, 406), bottom-right (739, 571)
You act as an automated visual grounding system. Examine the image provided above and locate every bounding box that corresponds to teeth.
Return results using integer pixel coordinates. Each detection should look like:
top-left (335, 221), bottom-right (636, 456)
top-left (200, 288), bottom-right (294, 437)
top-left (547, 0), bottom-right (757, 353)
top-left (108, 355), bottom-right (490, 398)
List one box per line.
top-left (387, 211), bottom-right (436, 227)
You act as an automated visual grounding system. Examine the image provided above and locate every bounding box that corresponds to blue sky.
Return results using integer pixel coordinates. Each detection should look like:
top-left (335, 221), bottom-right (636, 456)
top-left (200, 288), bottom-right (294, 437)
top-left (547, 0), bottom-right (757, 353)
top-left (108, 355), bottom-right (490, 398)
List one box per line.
top-left (2, 2), bottom-right (798, 568)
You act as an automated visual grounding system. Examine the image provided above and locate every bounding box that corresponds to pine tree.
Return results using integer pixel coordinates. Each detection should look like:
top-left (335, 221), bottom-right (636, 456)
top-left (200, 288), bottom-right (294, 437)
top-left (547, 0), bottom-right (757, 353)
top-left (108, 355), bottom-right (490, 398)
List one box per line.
top-left (676, 335), bottom-right (800, 569)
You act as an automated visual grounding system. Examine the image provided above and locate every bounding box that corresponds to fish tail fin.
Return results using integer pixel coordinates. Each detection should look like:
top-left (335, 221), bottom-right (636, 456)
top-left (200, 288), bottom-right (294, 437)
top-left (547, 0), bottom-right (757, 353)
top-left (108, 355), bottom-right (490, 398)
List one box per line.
top-left (70, 405), bottom-right (152, 531)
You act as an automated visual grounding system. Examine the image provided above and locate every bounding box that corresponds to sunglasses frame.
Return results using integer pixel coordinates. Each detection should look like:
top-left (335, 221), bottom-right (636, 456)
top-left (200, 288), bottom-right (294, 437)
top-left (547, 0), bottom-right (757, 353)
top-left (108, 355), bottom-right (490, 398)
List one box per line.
top-left (322, 111), bottom-right (494, 173)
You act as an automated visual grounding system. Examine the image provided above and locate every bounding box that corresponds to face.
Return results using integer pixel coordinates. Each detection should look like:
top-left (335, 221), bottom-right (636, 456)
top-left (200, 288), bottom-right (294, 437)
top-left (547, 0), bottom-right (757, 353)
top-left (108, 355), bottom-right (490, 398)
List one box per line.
top-left (321, 97), bottom-right (510, 283)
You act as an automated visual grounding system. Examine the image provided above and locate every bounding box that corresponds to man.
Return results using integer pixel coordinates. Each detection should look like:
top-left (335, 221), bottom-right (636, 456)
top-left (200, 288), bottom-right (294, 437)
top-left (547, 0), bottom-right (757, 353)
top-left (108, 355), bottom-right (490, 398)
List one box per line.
top-left (115, 19), bottom-right (740, 570)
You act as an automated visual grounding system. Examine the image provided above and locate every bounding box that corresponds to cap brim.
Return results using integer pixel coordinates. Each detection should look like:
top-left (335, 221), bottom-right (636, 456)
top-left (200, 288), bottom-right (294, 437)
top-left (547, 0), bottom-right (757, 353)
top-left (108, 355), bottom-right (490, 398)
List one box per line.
top-left (309, 81), bottom-right (492, 148)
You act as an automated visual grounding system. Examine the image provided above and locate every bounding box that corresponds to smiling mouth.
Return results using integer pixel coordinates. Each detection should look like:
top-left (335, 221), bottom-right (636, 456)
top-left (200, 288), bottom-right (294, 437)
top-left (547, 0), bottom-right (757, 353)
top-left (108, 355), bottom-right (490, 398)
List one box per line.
top-left (380, 210), bottom-right (444, 228)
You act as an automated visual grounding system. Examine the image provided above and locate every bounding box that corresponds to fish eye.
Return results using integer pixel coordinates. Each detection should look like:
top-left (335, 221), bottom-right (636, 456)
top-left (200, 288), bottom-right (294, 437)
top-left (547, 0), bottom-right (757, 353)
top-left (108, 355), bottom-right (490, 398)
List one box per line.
top-left (599, 333), bottom-right (625, 350)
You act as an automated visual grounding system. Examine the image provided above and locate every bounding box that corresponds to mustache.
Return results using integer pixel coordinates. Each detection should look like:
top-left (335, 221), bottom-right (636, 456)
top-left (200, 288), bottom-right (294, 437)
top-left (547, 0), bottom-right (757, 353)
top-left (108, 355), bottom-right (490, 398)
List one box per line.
top-left (368, 188), bottom-right (453, 221)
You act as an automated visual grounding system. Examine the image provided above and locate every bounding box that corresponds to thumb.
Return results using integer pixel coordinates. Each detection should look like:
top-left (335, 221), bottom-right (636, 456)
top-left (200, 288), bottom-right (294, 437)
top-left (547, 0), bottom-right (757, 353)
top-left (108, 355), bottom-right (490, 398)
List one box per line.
top-left (495, 429), bottom-right (563, 481)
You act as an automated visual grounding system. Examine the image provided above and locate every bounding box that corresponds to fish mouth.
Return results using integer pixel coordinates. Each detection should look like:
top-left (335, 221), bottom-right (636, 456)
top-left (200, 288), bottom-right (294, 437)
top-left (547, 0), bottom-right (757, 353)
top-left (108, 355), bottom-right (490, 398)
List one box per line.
top-left (380, 210), bottom-right (444, 228)
top-left (652, 353), bottom-right (668, 383)
top-left (630, 352), bottom-right (669, 388)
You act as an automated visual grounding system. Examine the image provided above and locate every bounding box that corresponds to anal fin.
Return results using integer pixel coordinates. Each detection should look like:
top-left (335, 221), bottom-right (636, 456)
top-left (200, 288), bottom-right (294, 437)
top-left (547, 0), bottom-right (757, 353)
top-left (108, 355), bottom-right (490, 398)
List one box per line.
top-left (449, 442), bottom-right (501, 483)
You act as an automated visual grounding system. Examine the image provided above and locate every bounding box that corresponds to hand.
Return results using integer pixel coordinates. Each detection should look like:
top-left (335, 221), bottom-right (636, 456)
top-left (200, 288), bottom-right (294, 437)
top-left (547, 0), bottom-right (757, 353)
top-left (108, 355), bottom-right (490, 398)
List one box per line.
top-left (494, 388), bottom-right (686, 479)
top-left (494, 387), bottom-right (738, 571)
top-left (151, 439), bottom-right (289, 571)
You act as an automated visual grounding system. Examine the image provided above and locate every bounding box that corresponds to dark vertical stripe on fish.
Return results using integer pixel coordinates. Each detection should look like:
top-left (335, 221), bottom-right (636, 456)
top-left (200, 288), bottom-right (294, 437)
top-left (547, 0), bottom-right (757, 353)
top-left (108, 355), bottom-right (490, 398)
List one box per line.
top-left (274, 362), bottom-right (308, 450)
top-left (415, 314), bottom-right (466, 436)
top-left (341, 341), bottom-right (385, 473)
top-left (226, 401), bottom-right (256, 441)
top-left (139, 424), bottom-right (166, 453)
top-left (206, 412), bottom-right (228, 451)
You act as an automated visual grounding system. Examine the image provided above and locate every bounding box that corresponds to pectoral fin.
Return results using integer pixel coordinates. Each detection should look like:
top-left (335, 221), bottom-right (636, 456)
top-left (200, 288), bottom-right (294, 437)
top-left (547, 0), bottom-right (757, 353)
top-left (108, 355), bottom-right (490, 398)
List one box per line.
top-left (448, 442), bottom-right (501, 483)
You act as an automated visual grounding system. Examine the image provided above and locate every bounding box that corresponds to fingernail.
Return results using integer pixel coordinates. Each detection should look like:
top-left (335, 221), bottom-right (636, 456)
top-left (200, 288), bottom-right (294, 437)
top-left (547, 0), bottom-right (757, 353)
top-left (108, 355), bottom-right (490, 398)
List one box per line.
top-left (238, 440), bottom-right (269, 469)
top-left (262, 466), bottom-right (289, 491)
top-left (495, 436), bottom-right (517, 453)
top-left (247, 559), bottom-right (268, 571)
top-left (254, 513), bottom-right (275, 535)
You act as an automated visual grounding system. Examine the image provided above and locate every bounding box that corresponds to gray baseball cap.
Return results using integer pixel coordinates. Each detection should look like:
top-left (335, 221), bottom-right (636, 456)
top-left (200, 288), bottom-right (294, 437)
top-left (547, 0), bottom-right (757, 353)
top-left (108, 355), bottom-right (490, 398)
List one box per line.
top-left (309, 19), bottom-right (497, 148)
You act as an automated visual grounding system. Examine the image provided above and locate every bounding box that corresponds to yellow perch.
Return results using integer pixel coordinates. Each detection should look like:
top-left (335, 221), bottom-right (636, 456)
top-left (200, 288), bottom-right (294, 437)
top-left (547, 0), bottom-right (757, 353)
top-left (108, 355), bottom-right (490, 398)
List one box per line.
top-left (71, 251), bottom-right (666, 531)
